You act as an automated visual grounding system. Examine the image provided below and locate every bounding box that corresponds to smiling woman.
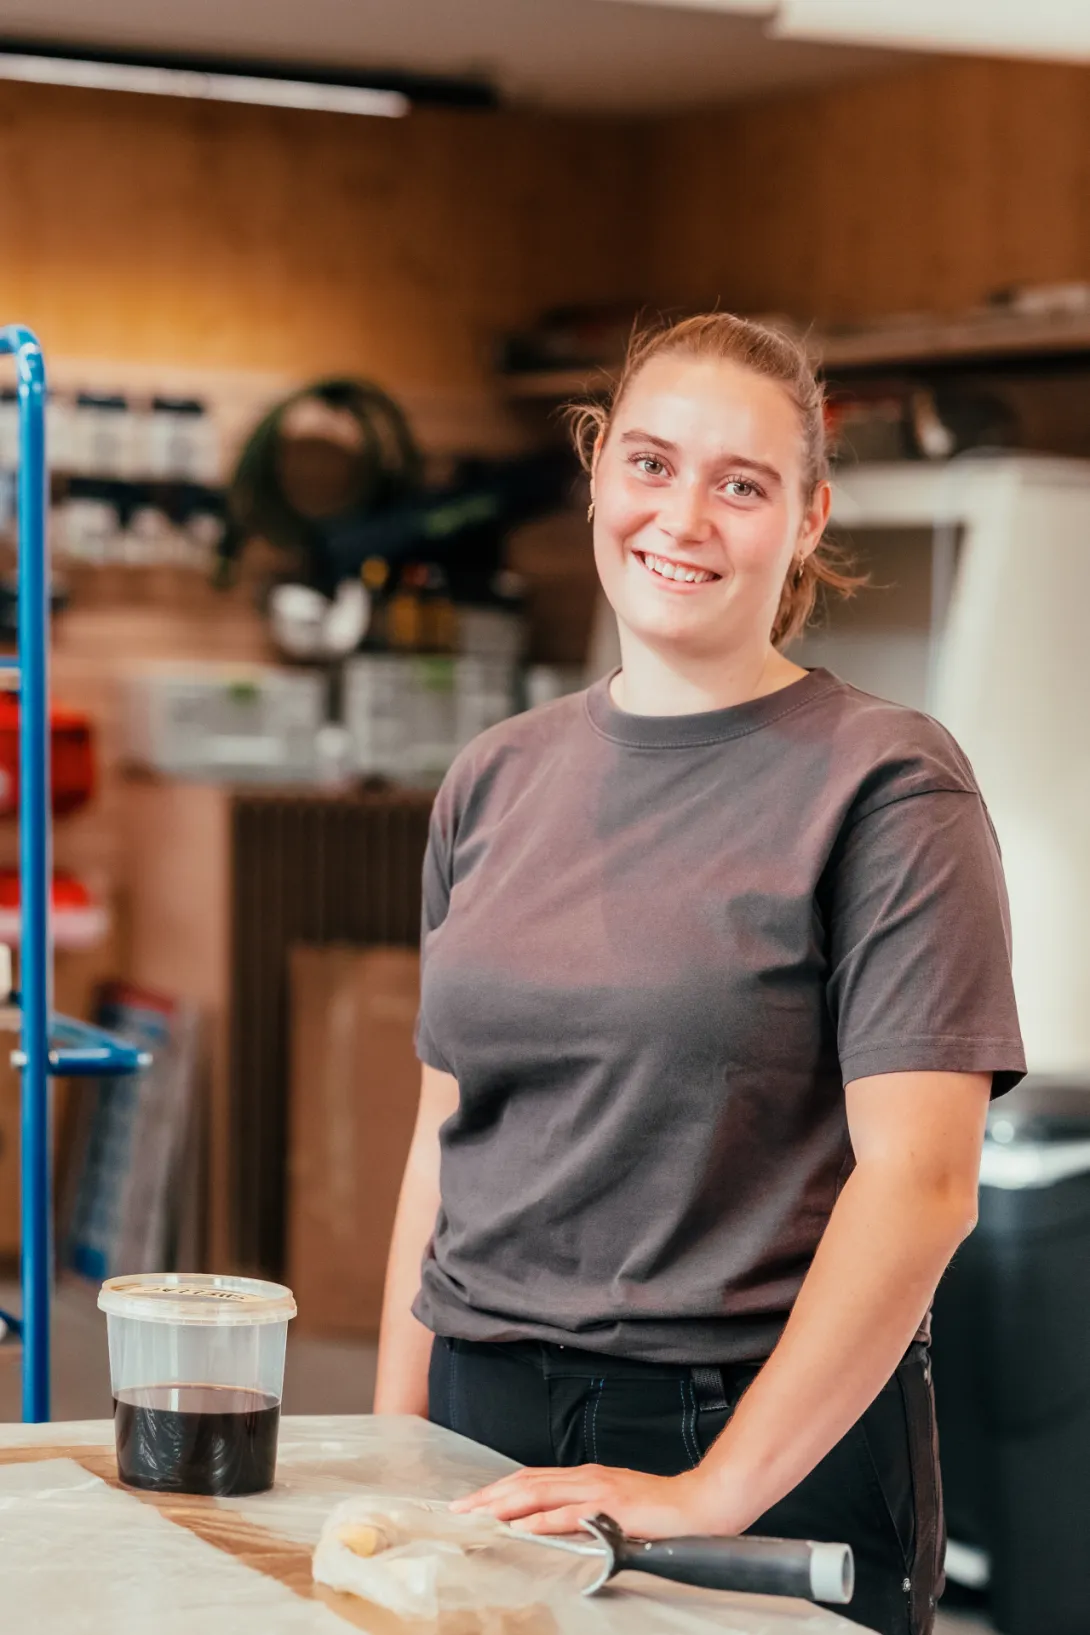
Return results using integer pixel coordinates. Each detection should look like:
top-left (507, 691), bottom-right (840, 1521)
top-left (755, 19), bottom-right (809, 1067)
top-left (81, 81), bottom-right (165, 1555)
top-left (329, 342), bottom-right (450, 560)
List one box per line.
top-left (571, 314), bottom-right (864, 662)
top-left (374, 312), bottom-right (1025, 1635)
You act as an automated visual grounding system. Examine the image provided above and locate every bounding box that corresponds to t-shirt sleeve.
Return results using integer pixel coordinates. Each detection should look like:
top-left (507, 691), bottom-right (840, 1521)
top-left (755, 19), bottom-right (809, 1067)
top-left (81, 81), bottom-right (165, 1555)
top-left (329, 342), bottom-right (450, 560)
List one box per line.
top-left (825, 788), bottom-right (1026, 1096)
top-left (414, 781), bottom-right (456, 1073)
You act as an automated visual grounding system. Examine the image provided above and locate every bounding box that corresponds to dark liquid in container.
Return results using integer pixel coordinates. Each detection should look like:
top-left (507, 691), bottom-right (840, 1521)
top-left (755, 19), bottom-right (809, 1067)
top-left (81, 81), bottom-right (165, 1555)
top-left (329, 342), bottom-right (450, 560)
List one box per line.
top-left (113, 1384), bottom-right (280, 1496)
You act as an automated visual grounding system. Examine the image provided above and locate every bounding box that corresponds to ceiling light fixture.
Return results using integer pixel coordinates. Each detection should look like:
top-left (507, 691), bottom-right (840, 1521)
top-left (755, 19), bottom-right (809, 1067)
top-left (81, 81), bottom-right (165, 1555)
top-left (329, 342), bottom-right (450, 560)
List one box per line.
top-left (772, 0), bottom-right (1090, 62)
top-left (0, 40), bottom-right (497, 117)
top-left (0, 51), bottom-right (408, 116)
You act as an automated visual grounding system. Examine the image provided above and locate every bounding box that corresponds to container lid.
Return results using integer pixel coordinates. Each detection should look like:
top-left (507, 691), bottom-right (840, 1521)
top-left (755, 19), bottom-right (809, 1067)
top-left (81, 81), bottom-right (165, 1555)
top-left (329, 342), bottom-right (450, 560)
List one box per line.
top-left (98, 1272), bottom-right (296, 1326)
top-left (152, 396), bottom-right (205, 415)
top-left (76, 393), bottom-right (128, 411)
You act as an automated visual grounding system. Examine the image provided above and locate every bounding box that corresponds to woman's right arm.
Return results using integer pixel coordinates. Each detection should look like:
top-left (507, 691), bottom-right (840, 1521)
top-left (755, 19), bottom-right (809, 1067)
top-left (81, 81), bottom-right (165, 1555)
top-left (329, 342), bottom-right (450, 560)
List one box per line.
top-left (373, 1063), bottom-right (460, 1415)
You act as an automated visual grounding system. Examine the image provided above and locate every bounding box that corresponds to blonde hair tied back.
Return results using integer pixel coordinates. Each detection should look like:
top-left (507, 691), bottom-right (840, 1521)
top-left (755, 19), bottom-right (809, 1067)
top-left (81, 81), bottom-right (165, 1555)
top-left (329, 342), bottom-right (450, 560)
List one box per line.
top-left (568, 313), bottom-right (865, 648)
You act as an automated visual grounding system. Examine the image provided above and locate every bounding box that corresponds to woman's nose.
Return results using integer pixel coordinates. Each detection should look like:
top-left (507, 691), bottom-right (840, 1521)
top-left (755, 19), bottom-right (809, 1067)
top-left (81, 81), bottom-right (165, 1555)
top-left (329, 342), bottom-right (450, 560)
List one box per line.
top-left (658, 483), bottom-right (712, 545)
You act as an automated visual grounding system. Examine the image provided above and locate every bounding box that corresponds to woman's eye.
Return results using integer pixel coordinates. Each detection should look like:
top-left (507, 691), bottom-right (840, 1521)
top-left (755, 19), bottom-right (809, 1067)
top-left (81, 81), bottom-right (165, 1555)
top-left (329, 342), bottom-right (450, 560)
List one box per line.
top-left (723, 478), bottom-right (760, 499)
top-left (633, 455), bottom-right (666, 477)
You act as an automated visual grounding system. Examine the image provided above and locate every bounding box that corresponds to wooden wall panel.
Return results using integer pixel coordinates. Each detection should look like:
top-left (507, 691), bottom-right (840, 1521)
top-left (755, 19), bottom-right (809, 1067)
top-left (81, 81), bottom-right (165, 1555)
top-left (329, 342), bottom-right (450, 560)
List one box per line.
top-left (0, 83), bottom-right (644, 441)
top-left (5, 60), bottom-right (1090, 380)
top-left (646, 58), bottom-right (1090, 324)
top-left (7, 61), bottom-right (1090, 391)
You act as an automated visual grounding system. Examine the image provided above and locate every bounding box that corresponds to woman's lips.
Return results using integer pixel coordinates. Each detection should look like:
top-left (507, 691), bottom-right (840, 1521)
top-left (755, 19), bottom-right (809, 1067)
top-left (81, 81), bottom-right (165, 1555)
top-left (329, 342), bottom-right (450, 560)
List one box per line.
top-left (634, 550), bottom-right (722, 590)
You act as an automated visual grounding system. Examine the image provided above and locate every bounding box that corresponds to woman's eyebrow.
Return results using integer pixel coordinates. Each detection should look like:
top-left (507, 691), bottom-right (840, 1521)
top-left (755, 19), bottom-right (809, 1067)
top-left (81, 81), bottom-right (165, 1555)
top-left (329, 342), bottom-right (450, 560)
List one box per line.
top-left (619, 429), bottom-right (678, 452)
top-left (619, 429), bottom-right (782, 486)
top-left (720, 455), bottom-right (783, 487)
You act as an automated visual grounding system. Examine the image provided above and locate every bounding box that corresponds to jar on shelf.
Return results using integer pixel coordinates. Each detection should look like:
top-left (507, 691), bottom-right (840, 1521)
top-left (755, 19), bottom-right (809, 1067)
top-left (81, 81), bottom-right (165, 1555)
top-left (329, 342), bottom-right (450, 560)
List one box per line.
top-left (71, 393), bottom-right (133, 478)
top-left (149, 398), bottom-right (219, 484)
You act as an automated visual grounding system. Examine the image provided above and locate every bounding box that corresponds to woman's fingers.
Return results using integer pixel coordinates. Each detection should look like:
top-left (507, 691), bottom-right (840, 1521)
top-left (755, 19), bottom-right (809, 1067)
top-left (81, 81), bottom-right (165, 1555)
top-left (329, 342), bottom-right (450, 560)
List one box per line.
top-left (450, 1480), bottom-right (516, 1512)
top-left (510, 1505), bottom-right (597, 1536)
top-left (452, 1466), bottom-right (605, 1514)
top-left (466, 1474), bottom-right (607, 1522)
top-left (451, 1466), bottom-right (719, 1540)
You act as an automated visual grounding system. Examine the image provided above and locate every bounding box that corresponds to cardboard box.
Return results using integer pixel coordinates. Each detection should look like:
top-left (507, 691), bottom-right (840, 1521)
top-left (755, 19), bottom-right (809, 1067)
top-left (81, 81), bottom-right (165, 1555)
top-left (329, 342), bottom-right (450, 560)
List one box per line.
top-left (287, 946), bottom-right (421, 1335)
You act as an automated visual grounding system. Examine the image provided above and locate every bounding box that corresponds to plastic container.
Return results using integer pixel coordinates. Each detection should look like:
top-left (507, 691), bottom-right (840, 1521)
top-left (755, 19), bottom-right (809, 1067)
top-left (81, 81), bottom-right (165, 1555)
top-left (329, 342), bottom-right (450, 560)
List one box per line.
top-left (98, 1273), bottom-right (296, 1496)
top-left (149, 397), bottom-right (219, 483)
top-left (72, 393), bottom-right (132, 478)
top-left (931, 1079), bottom-right (1090, 1635)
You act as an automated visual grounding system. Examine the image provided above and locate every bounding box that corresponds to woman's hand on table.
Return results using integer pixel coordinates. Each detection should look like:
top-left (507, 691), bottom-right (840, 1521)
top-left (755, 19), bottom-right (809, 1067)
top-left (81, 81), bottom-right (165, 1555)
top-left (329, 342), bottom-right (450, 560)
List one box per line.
top-left (450, 1464), bottom-right (740, 1538)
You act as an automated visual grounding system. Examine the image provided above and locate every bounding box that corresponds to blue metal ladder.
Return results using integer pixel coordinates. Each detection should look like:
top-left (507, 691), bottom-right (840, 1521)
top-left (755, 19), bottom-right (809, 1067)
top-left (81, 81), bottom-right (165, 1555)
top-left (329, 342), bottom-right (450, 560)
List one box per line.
top-left (2, 325), bottom-right (148, 1422)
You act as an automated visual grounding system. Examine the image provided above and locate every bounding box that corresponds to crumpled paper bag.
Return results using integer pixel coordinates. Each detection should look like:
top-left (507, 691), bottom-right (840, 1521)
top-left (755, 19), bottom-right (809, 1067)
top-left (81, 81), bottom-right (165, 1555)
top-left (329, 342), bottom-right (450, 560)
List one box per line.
top-left (312, 1493), bottom-right (601, 1623)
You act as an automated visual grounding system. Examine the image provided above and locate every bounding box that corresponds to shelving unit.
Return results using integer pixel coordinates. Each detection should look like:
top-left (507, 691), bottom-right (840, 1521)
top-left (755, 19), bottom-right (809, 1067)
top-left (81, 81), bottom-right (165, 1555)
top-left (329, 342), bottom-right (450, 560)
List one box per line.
top-left (817, 308), bottom-right (1090, 374)
top-left (0, 325), bottom-right (148, 1423)
top-left (499, 306), bottom-right (1090, 400)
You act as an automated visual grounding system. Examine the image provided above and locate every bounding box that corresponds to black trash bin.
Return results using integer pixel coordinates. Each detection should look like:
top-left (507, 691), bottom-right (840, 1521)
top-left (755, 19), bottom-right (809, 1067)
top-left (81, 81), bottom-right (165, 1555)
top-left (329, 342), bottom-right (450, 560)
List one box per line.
top-left (931, 1080), bottom-right (1090, 1635)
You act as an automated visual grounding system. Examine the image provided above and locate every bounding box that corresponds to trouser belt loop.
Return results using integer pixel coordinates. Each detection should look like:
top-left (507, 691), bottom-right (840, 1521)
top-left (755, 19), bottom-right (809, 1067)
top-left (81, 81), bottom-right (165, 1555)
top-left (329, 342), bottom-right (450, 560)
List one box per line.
top-left (690, 1364), bottom-right (728, 1413)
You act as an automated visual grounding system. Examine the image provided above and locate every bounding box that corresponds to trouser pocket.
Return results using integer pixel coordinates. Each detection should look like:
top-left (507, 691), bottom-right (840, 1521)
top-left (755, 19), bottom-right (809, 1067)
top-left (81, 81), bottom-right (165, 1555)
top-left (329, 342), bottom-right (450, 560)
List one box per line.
top-left (857, 1374), bottom-right (916, 1573)
top-left (573, 1372), bottom-right (706, 1476)
top-left (428, 1337), bottom-right (557, 1466)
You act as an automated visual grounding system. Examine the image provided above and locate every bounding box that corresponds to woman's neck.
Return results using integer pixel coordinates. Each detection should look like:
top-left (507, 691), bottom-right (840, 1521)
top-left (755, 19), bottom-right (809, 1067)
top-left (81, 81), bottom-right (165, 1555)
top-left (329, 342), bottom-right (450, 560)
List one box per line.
top-left (609, 639), bottom-right (808, 717)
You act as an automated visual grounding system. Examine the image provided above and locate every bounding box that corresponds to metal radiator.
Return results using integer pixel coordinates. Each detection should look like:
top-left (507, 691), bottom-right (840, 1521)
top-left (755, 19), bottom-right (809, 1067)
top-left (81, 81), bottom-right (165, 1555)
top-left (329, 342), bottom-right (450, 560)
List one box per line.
top-left (228, 789), bottom-right (432, 1275)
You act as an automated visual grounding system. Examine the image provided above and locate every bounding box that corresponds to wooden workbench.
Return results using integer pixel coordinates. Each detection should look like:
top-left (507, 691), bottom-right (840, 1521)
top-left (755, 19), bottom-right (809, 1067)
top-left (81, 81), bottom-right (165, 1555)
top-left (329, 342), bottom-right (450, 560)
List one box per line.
top-left (0, 1414), bottom-right (867, 1634)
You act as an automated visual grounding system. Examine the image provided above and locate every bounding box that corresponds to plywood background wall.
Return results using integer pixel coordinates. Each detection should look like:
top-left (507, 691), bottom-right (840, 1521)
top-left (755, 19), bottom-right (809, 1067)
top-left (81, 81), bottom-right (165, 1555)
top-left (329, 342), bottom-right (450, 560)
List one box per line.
top-left (0, 82), bottom-right (644, 451)
top-left (5, 58), bottom-right (1090, 403)
top-left (647, 57), bottom-right (1090, 324)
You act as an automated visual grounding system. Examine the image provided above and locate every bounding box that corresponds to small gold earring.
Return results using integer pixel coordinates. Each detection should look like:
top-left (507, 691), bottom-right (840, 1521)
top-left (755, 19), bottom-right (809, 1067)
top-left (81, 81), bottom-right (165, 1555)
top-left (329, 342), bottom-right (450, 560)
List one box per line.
top-left (794, 558), bottom-right (805, 586)
top-left (587, 500), bottom-right (595, 523)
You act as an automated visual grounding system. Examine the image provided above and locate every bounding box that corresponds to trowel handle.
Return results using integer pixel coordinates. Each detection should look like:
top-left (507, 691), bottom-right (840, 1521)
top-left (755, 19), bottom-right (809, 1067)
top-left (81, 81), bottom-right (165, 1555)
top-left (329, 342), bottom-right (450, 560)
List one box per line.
top-left (622, 1534), bottom-right (854, 1605)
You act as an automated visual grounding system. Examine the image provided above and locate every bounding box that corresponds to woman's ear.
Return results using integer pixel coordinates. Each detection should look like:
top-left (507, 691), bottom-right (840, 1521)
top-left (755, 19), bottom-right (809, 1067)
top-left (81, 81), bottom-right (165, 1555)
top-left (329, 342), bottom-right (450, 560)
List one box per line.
top-left (590, 432), bottom-right (604, 499)
top-left (799, 478), bottom-right (832, 562)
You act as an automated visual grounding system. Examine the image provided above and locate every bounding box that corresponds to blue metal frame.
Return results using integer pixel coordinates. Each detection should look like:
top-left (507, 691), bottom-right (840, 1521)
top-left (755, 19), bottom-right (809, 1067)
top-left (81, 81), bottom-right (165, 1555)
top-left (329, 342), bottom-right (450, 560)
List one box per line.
top-left (3, 323), bottom-right (51, 1424)
top-left (2, 325), bottom-right (147, 1421)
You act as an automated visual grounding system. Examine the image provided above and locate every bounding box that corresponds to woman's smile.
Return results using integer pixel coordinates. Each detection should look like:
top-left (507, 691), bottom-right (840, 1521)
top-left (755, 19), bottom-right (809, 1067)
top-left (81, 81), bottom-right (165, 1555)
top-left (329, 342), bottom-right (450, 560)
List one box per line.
top-left (633, 549), bottom-right (722, 590)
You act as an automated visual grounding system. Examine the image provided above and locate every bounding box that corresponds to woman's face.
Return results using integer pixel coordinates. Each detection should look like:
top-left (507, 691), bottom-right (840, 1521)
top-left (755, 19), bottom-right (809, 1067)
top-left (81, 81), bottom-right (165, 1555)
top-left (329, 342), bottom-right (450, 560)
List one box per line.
top-left (591, 354), bottom-right (830, 663)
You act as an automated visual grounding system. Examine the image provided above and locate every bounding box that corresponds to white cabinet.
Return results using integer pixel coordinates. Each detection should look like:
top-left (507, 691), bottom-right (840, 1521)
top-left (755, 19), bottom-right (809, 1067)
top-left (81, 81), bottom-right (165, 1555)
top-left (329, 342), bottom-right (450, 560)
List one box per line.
top-left (817, 457), bottom-right (1090, 1077)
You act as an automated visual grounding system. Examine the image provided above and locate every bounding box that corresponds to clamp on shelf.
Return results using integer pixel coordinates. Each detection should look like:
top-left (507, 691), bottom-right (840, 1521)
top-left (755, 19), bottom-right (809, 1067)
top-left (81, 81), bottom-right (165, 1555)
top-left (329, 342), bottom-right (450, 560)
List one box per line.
top-left (9, 1010), bottom-right (151, 1076)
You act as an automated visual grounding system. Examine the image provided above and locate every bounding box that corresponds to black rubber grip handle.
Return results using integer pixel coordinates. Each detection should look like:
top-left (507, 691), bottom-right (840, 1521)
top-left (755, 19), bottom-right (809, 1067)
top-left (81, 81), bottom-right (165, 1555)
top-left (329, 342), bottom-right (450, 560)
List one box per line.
top-left (621, 1534), bottom-right (853, 1604)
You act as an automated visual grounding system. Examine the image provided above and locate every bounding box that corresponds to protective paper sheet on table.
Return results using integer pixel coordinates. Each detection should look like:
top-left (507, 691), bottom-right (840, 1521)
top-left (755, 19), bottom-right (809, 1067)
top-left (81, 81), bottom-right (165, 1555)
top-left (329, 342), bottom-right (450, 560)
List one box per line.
top-left (217, 1412), bottom-right (519, 1545)
top-left (0, 1458), bottom-right (347, 1634)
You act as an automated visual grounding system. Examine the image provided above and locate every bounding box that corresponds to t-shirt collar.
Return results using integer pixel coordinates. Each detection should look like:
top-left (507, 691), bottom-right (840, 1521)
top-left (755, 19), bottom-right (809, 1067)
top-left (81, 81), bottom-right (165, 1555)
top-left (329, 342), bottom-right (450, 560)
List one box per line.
top-left (584, 666), bottom-right (838, 749)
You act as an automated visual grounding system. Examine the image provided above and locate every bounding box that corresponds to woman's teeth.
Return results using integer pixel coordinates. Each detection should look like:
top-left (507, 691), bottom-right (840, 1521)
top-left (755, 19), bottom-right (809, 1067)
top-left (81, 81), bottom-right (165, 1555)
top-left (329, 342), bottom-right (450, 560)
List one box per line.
top-left (639, 553), bottom-right (718, 585)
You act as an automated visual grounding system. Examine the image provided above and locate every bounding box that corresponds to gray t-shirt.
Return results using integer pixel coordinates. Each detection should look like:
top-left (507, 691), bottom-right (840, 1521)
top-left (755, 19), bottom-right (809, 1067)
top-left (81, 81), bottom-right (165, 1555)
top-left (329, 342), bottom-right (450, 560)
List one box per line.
top-left (413, 668), bottom-right (1025, 1364)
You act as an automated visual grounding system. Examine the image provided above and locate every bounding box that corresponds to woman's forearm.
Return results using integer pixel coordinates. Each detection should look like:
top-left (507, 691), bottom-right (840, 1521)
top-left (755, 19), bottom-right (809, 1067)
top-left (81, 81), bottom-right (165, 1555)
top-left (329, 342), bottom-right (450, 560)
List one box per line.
top-left (697, 1156), bottom-right (976, 1532)
top-left (452, 1071), bottom-right (990, 1541)
top-left (373, 1066), bottom-right (458, 1415)
top-left (373, 1188), bottom-right (438, 1415)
